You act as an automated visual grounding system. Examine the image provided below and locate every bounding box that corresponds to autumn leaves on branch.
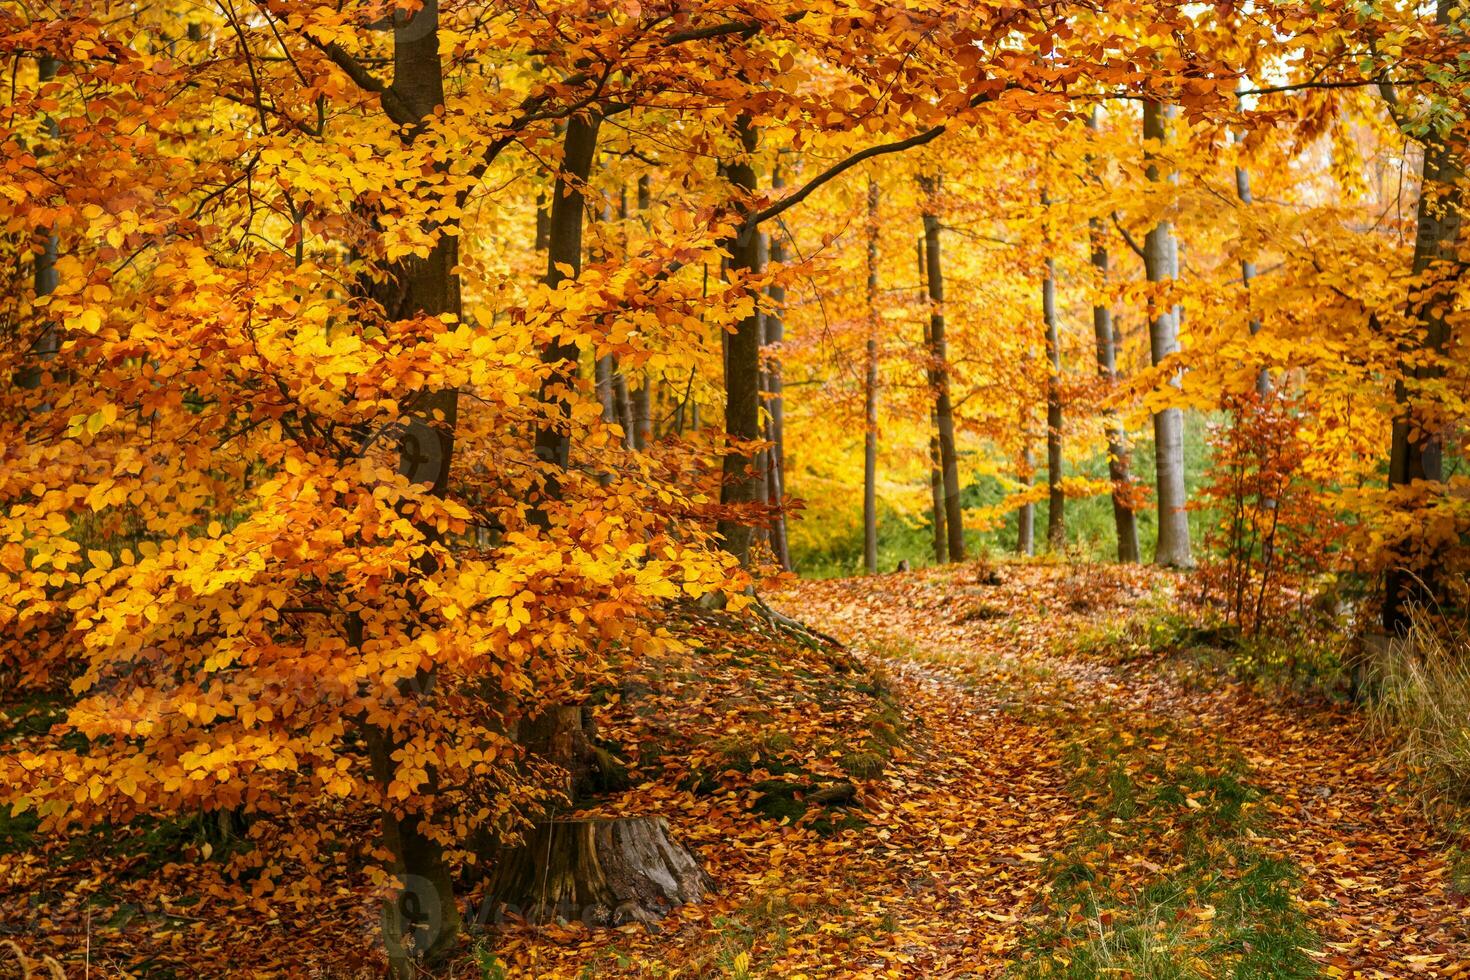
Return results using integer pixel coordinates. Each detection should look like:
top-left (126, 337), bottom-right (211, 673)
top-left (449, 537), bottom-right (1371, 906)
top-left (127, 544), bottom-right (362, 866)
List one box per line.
top-left (0, 0), bottom-right (1466, 973)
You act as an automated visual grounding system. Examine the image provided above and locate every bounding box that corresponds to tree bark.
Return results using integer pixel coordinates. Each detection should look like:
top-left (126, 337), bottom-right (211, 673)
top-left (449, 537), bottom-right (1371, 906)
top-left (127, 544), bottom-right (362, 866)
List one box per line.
top-left (17, 55), bottom-right (60, 394)
top-left (482, 817), bottom-right (711, 927)
top-left (920, 177), bottom-right (965, 562)
top-left (1142, 100), bottom-right (1193, 568)
top-left (1086, 109), bottom-right (1140, 563)
top-left (764, 167), bottom-right (791, 571)
top-left (716, 115), bottom-right (767, 566)
top-left (1384, 0), bottom-right (1464, 633)
top-left (595, 354), bottom-right (616, 422)
top-left (1041, 191), bottom-right (1065, 551)
top-left (918, 237), bottom-right (946, 563)
top-left (1232, 116), bottom-right (1271, 397)
top-left (631, 176), bottom-right (654, 451)
top-left (531, 112), bottom-right (602, 520)
top-left (863, 178), bottom-right (881, 574)
top-left (1017, 447), bottom-right (1036, 557)
top-left (364, 6), bottom-right (465, 970)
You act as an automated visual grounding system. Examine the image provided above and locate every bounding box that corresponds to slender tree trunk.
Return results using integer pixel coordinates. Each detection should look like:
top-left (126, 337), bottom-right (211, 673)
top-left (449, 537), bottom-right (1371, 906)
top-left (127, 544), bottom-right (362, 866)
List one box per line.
top-left (917, 233), bottom-right (952, 564)
top-left (1232, 114), bottom-right (1271, 397)
top-left (1089, 236), bottom-right (1141, 563)
top-left (749, 234), bottom-right (771, 556)
top-left (863, 179), bottom-right (881, 574)
top-left (595, 355), bottom-right (616, 421)
top-left (611, 187), bottom-right (636, 446)
top-left (631, 176), bottom-right (654, 450)
top-left (535, 192), bottom-right (551, 252)
top-left (532, 113), bottom-right (602, 514)
top-left (612, 362), bottom-right (634, 444)
top-left (1086, 109), bottom-right (1140, 562)
top-left (920, 177), bottom-right (965, 562)
top-left (18, 55), bottom-right (60, 393)
top-left (1384, 0), bottom-right (1464, 633)
top-left (765, 194), bottom-right (791, 570)
top-left (1142, 100), bottom-right (1193, 568)
top-left (717, 115), bottom-right (766, 566)
top-left (1017, 439), bottom-right (1036, 557)
top-left (1041, 191), bottom-right (1065, 551)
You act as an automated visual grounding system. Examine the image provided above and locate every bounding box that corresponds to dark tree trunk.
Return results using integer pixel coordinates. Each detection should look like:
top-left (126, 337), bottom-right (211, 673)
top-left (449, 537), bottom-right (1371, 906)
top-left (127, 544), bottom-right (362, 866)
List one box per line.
top-left (716, 115), bottom-right (766, 566)
top-left (920, 177), bottom-right (965, 562)
top-left (1041, 191), bottom-right (1065, 551)
top-left (1084, 110), bottom-right (1141, 562)
top-left (362, 6), bottom-right (466, 971)
top-left (1384, 0), bottom-right (1464, 634)
top-left (17, 55), bottom-right (60, 393)
top-left (535, 191), bottom-right (550, 252)
top-left (632, 372), bottom-right (652, 451)
top-left (1142, 100), bottom-right (1193, 568)
top-left (765, 174), bottom-right (791, 571)
top-left (531, 112), bottom-right (602, 519)
top-left (629, 176), bottom-right (654, 451)
top-left (1018, 404), bottom-right (1036, 558)
top-left (919, 237), bottom-right (947, 563)
top-left (1088, 222), bottom-right (1141, 563)
top-left (863, 179), bottom-right (881, 574)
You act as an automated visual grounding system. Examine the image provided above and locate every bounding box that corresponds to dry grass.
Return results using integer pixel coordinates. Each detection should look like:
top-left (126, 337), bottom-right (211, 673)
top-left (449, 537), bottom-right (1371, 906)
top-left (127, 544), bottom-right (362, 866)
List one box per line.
top-left (1367, 613), bottom-right (1470, 809)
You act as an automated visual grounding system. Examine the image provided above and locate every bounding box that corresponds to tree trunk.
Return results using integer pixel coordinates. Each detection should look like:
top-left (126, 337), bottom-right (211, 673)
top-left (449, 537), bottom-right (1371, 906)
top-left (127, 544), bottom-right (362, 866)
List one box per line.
top-left (365, 6), bottom-right (465, 970)
top-left (482, 817), bottom-right (711, 927)
top-left (919, 237), bottom-right (947, 563)
top-left (764, 170), bottom-right (791, 571)
top-left (1384, 0), bottom-right (1464, 633)
top-left (1018, 422), bottom-right (1036, 557)
top-left (1231, 113), bottom-right (1271, 397)
top-left (1041, 191), bottom-right (1065, 551)
top-left (717, 115), bottom-right (766, 566)
top-left (531, 112), bottom-right (601, 517)
top-left (1142, 100), bottom-right (1193, 568)
top-left (863, 179), bottom-right (881, 574)
top-left (632, 373), bottom-right (651, 451)
top-left (611, 189), bottom-right (636, 447)
top-left (17, 55), bottom-right (60, 394)
top-left (920, 178), bottom-right (965, 562)
top-left (612, 363), bottom-right (635, 446)
top-left (631, 176), bottom-right (654, 451)
top-left (1086, 110), bottom-right (1140, 563)
top-left (595, 354), bottom-right (616, 422)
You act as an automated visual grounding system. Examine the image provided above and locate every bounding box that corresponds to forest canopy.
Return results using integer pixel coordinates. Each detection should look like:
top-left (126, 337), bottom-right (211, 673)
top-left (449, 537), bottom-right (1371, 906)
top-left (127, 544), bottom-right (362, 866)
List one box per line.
top-left (1, 0), bottom-right (1468, 976)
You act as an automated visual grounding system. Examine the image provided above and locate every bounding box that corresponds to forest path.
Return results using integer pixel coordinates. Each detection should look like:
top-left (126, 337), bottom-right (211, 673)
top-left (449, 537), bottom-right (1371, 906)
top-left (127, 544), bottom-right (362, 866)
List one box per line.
top-left (778, 561), bottom-right (1470, 978)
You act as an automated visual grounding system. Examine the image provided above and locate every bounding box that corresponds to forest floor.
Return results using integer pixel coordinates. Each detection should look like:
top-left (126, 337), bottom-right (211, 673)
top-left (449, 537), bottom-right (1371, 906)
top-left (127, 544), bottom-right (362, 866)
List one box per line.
top-left (4, 561), bottom-right (1468, 977)
top-left (498, 561), bottom-right (1470, 979)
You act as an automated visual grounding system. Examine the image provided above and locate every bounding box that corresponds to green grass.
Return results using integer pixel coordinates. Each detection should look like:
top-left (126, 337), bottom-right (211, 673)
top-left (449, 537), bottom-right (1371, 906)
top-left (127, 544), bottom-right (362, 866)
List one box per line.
top-left (1010, 720), bottom-right (1320, 979)
top-left (1070, 603), bottom-right (1348, 693)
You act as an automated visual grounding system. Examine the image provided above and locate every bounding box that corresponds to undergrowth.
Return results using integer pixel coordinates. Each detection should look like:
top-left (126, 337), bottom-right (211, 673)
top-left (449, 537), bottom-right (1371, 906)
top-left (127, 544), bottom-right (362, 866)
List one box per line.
top-left (1070, 601), bottom-right (1347, 695)
top-left (1011, 720), bottom-right (1320, 979)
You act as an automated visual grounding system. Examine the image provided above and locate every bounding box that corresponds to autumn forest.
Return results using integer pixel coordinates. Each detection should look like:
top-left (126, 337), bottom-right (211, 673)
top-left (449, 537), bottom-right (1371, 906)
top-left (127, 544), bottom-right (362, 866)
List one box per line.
top-left (2, 0), bottom-right (1470, 976)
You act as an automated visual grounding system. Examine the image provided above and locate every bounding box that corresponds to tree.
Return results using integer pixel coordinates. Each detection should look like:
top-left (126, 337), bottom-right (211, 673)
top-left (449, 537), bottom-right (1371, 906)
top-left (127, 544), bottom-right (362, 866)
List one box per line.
top-left (1086, 108), bottom-right (1141, 563)
top-left (863, 178), bottom-right (882, 573)
top-left (1141, 100), bottom-right (1194, 569)
top-left (1041, 190), bottom-right (1066, 551)
top-left (920, 176), bottom-right (966, 563)
top-left (1382, 0), bottom-right (1465, 634)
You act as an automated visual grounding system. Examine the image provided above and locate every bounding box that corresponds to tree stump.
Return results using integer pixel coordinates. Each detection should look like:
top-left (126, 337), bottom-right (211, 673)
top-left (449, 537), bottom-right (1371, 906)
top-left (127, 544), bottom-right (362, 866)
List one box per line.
top-left (482, 816), bottom-right (711, 927)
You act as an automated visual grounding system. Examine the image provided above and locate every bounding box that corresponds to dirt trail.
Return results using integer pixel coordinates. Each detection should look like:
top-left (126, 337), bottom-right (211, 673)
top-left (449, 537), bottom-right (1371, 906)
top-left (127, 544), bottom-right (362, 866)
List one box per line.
top-left (780, 563), bottom-right (1470, 978)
